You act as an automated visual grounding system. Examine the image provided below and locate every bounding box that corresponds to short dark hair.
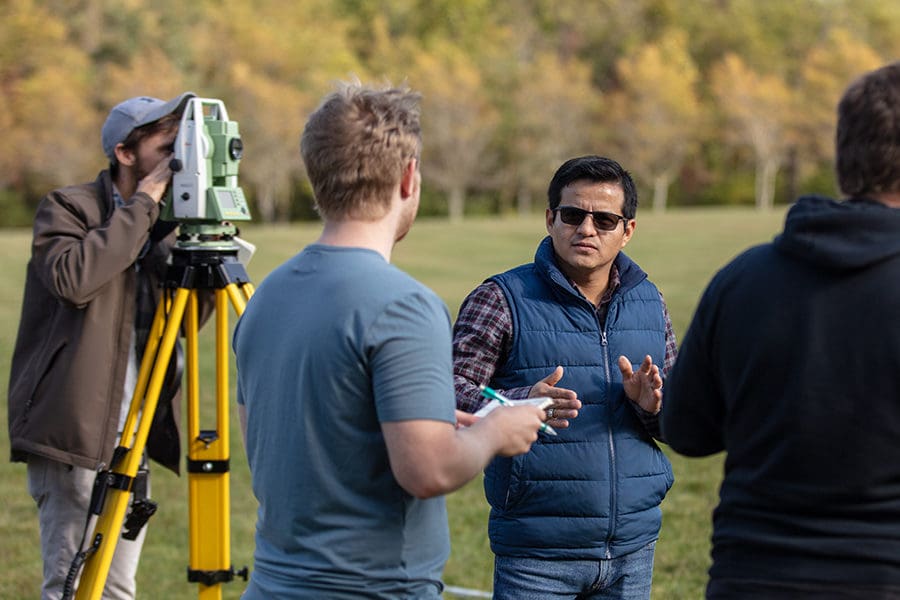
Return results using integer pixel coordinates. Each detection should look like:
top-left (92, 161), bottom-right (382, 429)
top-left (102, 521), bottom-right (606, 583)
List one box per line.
top-left (547, 155), bottom-right (638, 218)
top-left (836, 61), bottom-right (900, 198)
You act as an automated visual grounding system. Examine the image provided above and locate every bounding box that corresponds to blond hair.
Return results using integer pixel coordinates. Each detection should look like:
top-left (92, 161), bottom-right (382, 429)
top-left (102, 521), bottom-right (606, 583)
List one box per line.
top-left (300, 81), bottom-right (422, 220)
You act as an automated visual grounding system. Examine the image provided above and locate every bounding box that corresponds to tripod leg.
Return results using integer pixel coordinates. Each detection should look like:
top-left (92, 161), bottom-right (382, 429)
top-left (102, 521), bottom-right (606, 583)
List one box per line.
top-left (75, 287), bottom-right (192, 600)
top-left (118, 295), bottom-right (168, 450)
top-left (223, 282), bottom-right (247, 314)
top-left (239, 281), bottom-right (254, 302)
top-left (186, 288), bottom-right (232, 599)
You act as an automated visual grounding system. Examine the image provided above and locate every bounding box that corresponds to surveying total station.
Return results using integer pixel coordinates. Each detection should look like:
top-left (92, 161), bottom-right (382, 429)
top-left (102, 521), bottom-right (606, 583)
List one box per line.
top-left (66, 97), bottom-right (255, 600)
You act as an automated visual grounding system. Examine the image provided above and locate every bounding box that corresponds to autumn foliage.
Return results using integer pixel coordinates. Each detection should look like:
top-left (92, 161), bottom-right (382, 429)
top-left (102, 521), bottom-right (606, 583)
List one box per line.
top-left (1, 0), bottom-right (895, 224)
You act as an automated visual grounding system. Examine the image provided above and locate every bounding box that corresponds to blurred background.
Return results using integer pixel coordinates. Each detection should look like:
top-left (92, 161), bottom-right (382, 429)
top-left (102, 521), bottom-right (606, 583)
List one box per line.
top-left (2, 0), bottom-right (898, 227)
top-left (2, 1), bottom-right (899, 597)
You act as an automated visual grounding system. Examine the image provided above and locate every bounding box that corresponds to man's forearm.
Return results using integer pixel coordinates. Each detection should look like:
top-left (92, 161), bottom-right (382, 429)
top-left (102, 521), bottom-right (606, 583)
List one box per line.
top-left (384, 420), bottom-right (499, 498)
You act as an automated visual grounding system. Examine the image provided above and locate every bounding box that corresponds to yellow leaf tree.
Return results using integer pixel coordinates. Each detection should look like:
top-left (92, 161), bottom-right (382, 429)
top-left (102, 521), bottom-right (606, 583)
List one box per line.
top-left (408, 39), bottom-right (499, 222)
top-left (608, 29), bottom-right (701, 212)
top-left (711, 53), bottom-right (792, 210)
top-left (1, 0), bottom-right (97, 189)
top-left (186, 0), bottom-right (361, 221)
top-left (795, 27), bottom-right (884, 169)
top-left (508, 50), bottom-right (600, 215)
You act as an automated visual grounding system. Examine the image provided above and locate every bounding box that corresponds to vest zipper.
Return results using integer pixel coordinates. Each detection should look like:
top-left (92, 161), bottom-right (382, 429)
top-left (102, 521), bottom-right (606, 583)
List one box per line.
top-left (600, 325), bottom-right (616, 560)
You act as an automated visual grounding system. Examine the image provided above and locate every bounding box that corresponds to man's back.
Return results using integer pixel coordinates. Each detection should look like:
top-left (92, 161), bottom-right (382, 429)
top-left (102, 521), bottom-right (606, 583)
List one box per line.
top-left (664, 195), bottom-right (900, 587)
top-left (233, 244), bottom-right (456, 599)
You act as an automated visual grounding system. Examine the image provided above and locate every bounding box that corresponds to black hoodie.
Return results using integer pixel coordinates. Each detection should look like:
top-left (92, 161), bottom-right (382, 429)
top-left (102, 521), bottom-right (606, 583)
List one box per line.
top-left (662, 195), bottom-right (900, 590)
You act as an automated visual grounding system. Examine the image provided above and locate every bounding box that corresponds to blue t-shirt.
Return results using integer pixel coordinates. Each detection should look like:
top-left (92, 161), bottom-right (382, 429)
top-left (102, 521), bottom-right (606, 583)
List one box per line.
top-left (233, 244), bottom-right (457, 599)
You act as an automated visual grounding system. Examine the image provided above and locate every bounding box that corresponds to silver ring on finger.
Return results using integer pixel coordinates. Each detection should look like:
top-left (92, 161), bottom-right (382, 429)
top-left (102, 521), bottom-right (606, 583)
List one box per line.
top-left (547, 408), bottom-right (555, 419)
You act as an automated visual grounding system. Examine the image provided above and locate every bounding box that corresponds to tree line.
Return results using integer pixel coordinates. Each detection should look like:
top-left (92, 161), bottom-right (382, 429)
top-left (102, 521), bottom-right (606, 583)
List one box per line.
top-left (2, 0), bottom-right (897, 225)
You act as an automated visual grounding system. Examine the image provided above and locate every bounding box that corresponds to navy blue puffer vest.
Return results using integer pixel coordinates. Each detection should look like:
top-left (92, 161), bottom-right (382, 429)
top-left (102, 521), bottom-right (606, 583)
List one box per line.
top-left (485, 237), bottom-right (673, 559)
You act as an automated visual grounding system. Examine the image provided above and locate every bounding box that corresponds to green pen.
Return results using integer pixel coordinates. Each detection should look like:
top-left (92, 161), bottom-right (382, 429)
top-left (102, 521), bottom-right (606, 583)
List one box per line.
top-left (478, 384), bottom-right (558, 436)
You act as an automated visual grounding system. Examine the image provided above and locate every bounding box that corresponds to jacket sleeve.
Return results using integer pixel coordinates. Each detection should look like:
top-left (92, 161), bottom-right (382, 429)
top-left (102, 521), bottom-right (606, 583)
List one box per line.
top-left (31, 189), bottom-right (159, 307)
top-left (660, 279), bottom-right (726, 457)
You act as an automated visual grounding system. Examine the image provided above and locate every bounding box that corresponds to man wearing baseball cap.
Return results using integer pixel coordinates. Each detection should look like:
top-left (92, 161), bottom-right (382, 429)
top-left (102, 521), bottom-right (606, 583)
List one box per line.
top-left (8, 92), bottom-right (195, 599)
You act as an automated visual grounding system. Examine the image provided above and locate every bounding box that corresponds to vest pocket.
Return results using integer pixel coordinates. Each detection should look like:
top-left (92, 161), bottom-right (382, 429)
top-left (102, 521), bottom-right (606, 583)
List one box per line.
top-left (485, 453), bottom-right (529, 511)
top-left (503, 453), bottom-right (529, 509)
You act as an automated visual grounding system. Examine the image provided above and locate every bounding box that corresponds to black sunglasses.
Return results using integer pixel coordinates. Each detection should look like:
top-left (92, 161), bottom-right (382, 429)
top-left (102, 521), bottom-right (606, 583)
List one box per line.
top-left (553, 206), bottom-right (627, 231)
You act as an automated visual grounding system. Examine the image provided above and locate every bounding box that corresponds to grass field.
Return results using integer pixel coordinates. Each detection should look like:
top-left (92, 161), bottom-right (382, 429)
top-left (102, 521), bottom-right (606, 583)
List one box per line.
top-left (0, 207), bottom-right (786, 599)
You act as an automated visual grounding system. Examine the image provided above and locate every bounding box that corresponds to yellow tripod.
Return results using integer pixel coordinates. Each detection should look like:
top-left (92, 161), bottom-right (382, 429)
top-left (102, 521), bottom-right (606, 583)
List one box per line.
top-left (71, 245), bottom-right (254, 600)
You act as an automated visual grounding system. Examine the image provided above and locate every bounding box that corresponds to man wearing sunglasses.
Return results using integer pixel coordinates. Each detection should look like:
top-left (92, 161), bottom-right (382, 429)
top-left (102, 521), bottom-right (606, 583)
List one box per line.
top-left (453, 155), bottom-right (676, 599)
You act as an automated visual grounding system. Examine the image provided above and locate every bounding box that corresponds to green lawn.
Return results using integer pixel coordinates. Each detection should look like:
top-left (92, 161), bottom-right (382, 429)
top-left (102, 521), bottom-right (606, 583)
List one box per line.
top-left (0, 207), bottom-right (785, 599)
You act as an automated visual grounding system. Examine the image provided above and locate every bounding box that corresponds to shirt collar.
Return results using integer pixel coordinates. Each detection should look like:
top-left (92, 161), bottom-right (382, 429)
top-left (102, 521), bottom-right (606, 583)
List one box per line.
top-left (566, 263), bottom-right (620, 308)
top-left (112, 184), bottom-right (125, 208)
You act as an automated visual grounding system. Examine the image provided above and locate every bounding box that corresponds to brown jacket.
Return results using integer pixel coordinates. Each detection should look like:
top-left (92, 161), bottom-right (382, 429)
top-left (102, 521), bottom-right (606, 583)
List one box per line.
top-left (8, 170), bottom-right (187, 472)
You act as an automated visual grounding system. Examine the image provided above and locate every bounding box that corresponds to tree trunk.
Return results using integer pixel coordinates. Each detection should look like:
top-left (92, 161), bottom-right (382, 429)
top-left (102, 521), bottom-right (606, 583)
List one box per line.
top-left (652, 173), bottom-right (670, 213)
top-left (448, 187), bottom-right (465, 222)
top-left (755, 158), bottom-right (778, 211)
top-left (81, 0), bottom-right (102, 55)
top-left (255, 187), bottom-right (276, 223)
top-left (516, 185), bottom-right (532, 217)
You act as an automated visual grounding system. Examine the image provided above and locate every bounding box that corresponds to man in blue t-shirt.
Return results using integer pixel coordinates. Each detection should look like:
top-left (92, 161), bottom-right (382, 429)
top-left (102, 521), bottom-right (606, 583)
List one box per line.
top-left (232, 82), bottom-right (548, 599)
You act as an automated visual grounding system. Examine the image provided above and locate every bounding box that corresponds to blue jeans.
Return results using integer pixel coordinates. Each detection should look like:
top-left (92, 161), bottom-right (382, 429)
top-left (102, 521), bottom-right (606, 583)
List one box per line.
top-left (492, 541), bottom-right (656, 600)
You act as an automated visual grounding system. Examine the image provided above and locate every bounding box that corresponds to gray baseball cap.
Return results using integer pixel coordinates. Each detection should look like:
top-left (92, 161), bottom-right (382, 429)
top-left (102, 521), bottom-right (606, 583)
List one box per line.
top-left (101, 91), bottom-right (196, 160)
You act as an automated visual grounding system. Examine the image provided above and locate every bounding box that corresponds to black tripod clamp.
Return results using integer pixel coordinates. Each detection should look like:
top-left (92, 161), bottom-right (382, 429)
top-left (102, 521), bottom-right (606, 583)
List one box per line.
top-left (87, 447), bottom-right (157, 542)
top-left (87, 447), bottom-right (149, 515)
top-left (187, 565), bottom-right (249, 587)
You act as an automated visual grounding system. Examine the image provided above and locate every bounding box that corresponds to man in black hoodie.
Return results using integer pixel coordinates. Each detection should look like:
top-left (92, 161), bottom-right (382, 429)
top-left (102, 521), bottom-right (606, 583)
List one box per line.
top-left (662, 61), bottom-right (900, 599)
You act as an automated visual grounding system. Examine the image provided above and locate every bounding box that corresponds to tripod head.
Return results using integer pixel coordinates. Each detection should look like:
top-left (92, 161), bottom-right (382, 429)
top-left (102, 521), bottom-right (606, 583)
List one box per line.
top-left (161, 97), bottom-right (252, 250)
